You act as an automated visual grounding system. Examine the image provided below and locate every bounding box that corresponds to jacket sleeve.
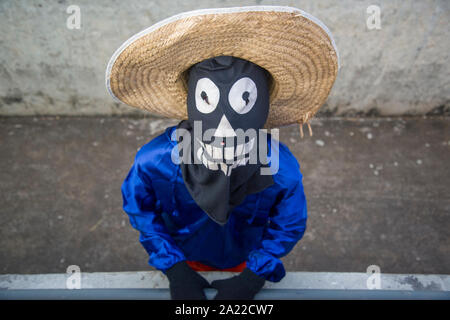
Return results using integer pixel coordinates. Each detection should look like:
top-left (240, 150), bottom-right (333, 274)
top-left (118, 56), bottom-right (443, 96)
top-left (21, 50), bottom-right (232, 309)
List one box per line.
top-left (246, 160), bottom-right (307, 282)
top-left (121, 160), bottom-right (186, 272)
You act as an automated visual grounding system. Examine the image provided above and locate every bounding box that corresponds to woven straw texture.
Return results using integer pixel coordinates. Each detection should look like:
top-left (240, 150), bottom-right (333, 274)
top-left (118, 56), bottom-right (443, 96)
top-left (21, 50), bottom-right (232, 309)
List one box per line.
top-left (107, 8), bottom-right (339, 128)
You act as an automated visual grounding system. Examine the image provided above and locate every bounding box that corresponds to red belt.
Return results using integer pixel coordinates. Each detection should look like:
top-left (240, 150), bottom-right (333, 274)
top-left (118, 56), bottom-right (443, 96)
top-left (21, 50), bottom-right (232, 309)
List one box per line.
top-left (186, 260), bottom-right (246, 272)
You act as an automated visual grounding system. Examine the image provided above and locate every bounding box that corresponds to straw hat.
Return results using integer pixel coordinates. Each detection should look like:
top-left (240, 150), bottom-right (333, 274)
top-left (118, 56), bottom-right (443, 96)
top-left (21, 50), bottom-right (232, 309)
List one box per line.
top-left (106, 6), bottom-right (339, 130)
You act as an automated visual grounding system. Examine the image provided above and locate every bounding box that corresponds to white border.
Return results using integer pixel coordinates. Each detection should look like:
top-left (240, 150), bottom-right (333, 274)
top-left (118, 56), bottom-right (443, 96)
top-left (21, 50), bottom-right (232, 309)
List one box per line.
top-left (2, 271), bottom-right (449, 290)
top-left (105, 6), bottom-right (340, 102)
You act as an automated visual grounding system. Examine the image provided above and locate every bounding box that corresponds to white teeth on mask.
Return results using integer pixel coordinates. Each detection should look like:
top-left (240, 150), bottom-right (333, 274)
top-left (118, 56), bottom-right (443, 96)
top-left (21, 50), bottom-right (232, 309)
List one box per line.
top-left (201, 151), bottom-right (209, 167)
top-left (212, 146), bottom-right (222, 160)
top-left (224, 146), bottom-right (234, 161)
top-left (207, 158), bottom-right (218, 170)
top-left (235, 156), bottom-right (249, 167)
top-left (197, 137), bottom-right (255, 160)
top-left (197, 138), bottom-right (205, 148)
top-left (219, 163), bottom-right (228, 175)
top-left (197, 146), bottom-right (204, 163)
top-left (205, 143), bottom-right (213, 158)
top-left (194, 137), bottom-right (255, 175)
top-left (235, 143), bottom-right (243, 158)
top-left (197, 143), bottom-right (218, 170)
top-left (236, 138), bottom-right (255, 157)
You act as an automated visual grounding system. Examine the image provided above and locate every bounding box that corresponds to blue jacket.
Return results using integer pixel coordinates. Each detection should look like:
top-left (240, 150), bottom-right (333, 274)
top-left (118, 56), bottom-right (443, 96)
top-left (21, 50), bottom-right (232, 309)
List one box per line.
top-left (121, 126), bottom-right (307, 282)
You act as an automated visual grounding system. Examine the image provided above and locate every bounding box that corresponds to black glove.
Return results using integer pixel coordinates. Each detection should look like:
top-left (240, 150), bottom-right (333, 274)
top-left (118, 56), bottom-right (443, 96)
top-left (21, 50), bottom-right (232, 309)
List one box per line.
top-left (165, 261), bottom-right (211, 300)
top-left (211, 268), bottom-right (265, 300)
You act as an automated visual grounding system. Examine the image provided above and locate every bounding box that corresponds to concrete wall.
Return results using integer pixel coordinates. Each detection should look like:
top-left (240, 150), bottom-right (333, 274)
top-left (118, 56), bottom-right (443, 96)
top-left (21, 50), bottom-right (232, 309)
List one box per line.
top-left (0, 0), bottom-right (449, 117)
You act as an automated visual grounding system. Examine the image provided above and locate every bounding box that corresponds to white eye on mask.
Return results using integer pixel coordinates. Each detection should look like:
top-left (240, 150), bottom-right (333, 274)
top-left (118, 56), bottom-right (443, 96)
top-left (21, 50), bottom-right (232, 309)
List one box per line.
top-left (195, 78), bottom-right (220, 114)
top-left (228, 77), bottom-right (257, 114)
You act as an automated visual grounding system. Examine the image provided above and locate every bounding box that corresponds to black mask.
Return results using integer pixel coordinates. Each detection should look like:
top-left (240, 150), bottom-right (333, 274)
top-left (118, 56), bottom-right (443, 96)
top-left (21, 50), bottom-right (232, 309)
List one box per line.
top-left (176, 56), bottom-right (274, 225)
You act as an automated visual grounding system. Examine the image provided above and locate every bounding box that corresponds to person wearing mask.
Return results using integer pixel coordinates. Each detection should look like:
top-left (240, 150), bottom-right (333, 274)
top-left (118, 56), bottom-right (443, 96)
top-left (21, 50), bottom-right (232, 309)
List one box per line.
top-left (106, 6), bottom-right (339, 300)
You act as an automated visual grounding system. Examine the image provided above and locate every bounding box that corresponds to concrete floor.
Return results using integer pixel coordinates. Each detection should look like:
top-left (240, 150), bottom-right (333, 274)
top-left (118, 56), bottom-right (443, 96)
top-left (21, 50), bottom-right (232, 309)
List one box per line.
top-left (0, 116), bottom-right (449, 275)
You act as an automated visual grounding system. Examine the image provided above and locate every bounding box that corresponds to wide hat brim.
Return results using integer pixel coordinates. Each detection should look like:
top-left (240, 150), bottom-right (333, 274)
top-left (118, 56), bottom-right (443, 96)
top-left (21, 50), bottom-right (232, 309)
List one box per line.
top-left (106, 6), bottom-right (340, 128)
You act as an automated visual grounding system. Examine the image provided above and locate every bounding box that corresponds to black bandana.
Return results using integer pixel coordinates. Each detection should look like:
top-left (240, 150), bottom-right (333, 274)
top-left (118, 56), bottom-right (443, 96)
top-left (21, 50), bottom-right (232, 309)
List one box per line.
top-left (176, 56), bottom-right (274, 225)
